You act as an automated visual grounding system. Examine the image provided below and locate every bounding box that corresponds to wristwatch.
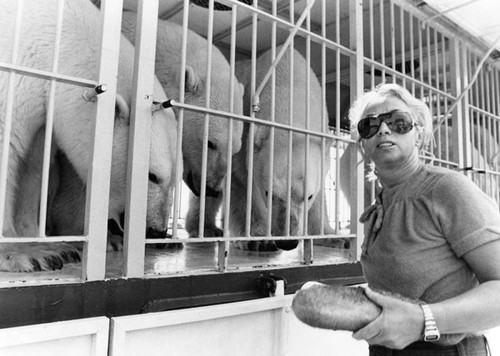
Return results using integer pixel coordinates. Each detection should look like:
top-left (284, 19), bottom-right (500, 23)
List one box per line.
top-left (419, 302), bottom-right (441, 342)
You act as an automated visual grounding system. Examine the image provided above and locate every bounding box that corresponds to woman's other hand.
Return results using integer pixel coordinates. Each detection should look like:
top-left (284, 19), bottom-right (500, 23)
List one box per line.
top-left (352, 287), bottom-right (424, 349)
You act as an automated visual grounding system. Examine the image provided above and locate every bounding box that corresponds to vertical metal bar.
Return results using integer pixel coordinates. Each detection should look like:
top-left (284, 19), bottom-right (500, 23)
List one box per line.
top-left (418, 17), bottom-right (424, 100)
top-left (319, 0), bottom-right (326, 236)
top-left (426, 27), bottom-right (434, 139)
top-left (485, 69), bottom-right (492, 191)
top-left (380, 0), bottom-right (386, 80)
top-left (434, 31), bottom-right (441, 161)
top-left (285, 0), bottom-right (294, 237)
top-left (400, 6), bottom-right (405, 86)
top-left (245, 0), bottom-right (259, 237)
top-left (197, 0), bottom-right (216, 238)
top-left (442, 34), bottom-right (449, 163)
top-left (462, 46), bottom-right (473, 179)
top-left (39, 0), bottom-right (65, 237)
top-left (303, 5), bottom-right (312, 265)
top-left (122, 0), bottom-right (159, 278)
top-left (494, 69), bottom-right (500, 203)
top-left (480, 65), bottom-right (488, 192)
top-left (434, 28), bottom-right (439, 93)
top-left (349, 0), bottom-right (364, 261)
top-left (0, 0), bottom-right (24, 236)
top-left (390, 0), bottom-right (396, 83)
top-left (84, 0), bottom-right (124, 281)
top-left (171, 0), bottom-right (189, 240)
top-left (218, 1), bottom-right (239, 272)
top-left (369, 0), bottom-right (375, 88)
top-left (471, 55), bottom-right (478, 172)
top-left (449, 39), bottom-right (463, 169)
top-left (426, 26), bottom-right (432, 88)
top-left (334, 0), bottom-right (341, 235)
top-left (409, 13), bottom-right (415, 94)
top-left (496, 69), bottom-right (500, 116)
top-left (319, 0), bottom-right (326, 237)
top-left (265, 0), bottom-right (277, 238)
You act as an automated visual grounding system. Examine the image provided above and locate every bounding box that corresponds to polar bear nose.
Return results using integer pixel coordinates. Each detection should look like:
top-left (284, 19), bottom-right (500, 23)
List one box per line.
top-left (205, 185), bottom-right (220, 198)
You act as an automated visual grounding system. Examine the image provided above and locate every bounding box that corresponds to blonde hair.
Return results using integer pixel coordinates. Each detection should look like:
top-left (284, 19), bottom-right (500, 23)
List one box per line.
top-left (349, 83), bottom-right (433, 153)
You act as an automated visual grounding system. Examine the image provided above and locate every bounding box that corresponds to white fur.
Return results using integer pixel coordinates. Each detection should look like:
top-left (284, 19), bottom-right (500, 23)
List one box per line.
top-left (121, 13), bottom-right (245, 238)
top-left (230, 46), bottom-right (338, 251)
top-left (0, 0), bottom-right (179, 271)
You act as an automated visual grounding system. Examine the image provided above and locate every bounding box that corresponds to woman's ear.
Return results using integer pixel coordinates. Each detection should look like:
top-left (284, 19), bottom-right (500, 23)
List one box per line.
top-left (414, 126), bottom-right (423, 147)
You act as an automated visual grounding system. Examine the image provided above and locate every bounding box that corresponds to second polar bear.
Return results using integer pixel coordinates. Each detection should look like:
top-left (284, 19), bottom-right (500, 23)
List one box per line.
top-left (121, 13), bottom-right (244, 238)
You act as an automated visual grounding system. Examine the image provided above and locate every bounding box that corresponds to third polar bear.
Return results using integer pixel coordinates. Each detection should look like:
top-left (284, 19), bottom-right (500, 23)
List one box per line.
top-left (121, 13), bottom-right (244, 238)
top-left (0, 0), bottom-right (179, 271)
top-left (229, 46), bottom-right (336, 251)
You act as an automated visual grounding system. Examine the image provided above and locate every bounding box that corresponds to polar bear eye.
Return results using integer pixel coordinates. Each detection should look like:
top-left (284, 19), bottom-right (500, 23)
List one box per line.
top-left (149, 173), bottom-right (160, 185)
top-left (308, 194), bottom-right (314, 201)
top-left (207, 140), bottom-right (217, 150)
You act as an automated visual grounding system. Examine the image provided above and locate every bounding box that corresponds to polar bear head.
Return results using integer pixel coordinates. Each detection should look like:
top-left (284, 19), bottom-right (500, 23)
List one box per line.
top-left (107, 79), bottom-right (179, 237)
top-left (179, 66), bottom-right (244, 197)
top-left (243, 47), bottom-right (331, 249)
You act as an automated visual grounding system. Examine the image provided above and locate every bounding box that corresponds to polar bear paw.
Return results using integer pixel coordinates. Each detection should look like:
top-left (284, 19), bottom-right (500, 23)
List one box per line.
top-left (0, 243), bottom-right (81, 272)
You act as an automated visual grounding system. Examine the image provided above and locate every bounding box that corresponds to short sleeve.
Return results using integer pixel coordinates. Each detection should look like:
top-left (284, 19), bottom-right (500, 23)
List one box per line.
top-left (432, 172), bottom-right (500, 257)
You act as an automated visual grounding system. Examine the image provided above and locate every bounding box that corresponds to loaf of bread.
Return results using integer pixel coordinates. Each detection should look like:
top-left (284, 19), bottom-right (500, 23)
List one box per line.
top-left (291, 283), bottom-right (381, 331)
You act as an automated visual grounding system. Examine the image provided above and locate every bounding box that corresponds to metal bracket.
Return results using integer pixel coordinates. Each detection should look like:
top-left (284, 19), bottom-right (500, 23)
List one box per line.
top-left (257, 274), bottom-right (287, 297)
top-left (152, 99), bottom-right (173, 113)
top-left (82, 84), bottom-right (107, 102)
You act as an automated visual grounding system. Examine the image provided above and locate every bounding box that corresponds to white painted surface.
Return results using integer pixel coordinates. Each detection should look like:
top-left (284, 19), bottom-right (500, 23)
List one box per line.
top-left (0, 317), bottom-right (109, 356)
top-left (1, 299), bottom-right (500, 355)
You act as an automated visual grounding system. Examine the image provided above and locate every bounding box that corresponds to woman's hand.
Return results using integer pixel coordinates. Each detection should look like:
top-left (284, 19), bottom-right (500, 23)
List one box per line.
top-left (352, 288), bottom-right (424, 349)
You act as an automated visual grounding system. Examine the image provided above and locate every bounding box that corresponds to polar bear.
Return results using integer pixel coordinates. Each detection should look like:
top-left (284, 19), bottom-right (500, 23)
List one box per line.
top-left (121, 13), bottom-right (244, 238)
top-left (230, 46), bottom-right (337, 251)
top-left (0, 0), bottom-right (179, 271)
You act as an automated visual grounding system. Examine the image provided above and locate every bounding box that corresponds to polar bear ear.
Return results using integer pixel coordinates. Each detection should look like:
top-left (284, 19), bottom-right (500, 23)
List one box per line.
top-left (115, 94), bottom-right (130, 125)
top-left (184, 66), bottom-right (201, 94)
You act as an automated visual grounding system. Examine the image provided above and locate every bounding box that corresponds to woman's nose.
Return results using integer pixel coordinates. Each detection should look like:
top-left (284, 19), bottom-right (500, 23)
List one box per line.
top-left (377, 121), bottom-right (391, 135)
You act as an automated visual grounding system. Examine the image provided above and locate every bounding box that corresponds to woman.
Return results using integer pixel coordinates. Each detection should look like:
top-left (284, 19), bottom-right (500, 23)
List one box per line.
top-left (349, 83), bottom-right (500, 355)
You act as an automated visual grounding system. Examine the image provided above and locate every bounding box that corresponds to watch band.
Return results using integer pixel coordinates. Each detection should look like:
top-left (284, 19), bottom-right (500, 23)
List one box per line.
top-left (419, 302), bottom-right (441, 342)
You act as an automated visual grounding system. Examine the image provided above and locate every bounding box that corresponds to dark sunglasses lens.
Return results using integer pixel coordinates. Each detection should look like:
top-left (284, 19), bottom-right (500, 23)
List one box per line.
top-left (386, 112), bottom-right (413, 134)
top-left (358, 117), bottom-right (380, 139)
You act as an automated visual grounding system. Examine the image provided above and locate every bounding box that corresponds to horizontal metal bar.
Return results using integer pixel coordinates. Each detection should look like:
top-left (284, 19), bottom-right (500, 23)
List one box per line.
top-left (469, 106), bottom-right (500, 121)
top-left (169, 100), bottom-right (353, 143)
top-left (0, 62), bottom-right (97, 88)
top-left (145, 235), bottom-right (356, 244)
top-left (0, 237), bottom-right (87, 243)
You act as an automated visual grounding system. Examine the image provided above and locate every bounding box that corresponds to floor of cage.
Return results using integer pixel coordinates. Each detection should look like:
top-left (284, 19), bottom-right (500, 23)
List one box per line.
top-left (0, 235), bottom-right (351, 284)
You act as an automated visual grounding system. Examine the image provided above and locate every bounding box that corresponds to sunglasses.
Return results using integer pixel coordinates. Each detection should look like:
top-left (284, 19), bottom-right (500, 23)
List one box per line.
top-left (357, 110), bottom-right (415, 139)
